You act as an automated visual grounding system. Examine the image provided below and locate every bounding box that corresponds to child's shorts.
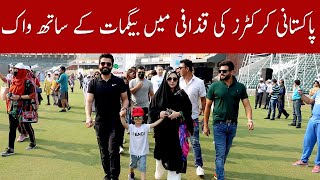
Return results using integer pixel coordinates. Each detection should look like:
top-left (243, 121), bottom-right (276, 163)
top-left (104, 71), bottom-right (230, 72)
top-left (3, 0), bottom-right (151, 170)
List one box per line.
top-left (130, 154), bottom-right (147, 172)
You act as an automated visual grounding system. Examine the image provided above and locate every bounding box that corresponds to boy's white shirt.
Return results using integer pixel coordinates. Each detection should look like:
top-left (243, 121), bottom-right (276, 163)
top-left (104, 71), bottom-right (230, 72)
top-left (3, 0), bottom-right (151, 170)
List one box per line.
top-left (129, 124), bottom-right (151, 156)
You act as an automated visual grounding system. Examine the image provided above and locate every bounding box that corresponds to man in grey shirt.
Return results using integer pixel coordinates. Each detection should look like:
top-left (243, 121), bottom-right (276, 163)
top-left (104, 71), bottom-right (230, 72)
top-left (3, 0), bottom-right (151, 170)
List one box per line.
top-left (129, 66), bottom-right (154, 124)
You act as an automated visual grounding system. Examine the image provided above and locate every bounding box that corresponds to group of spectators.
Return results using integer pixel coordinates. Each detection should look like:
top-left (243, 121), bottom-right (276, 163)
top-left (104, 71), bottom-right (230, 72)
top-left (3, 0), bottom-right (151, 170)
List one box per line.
top-left (84, 54), bottom-right (254, 180)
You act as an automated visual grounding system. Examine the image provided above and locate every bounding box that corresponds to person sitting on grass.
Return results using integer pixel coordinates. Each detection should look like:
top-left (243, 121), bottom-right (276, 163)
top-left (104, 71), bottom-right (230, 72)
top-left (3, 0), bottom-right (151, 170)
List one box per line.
top-left (120, 106), bottom-right (164, 180)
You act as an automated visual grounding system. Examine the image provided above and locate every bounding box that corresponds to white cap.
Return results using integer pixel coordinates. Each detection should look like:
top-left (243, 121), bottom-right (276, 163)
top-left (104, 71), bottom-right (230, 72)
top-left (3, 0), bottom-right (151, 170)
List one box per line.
top-left (14, 63), bottom-right (26, 69)
top-left (267, 79), bottom-right (271, 82)
top-left (47, 72), bottom-right (52, 75)
top-left (54, 71), bottom-right (59, 74)
top-left (24, 65), bottom-right (31, 71)
top-left (259, 78), bottom-right (264, 81)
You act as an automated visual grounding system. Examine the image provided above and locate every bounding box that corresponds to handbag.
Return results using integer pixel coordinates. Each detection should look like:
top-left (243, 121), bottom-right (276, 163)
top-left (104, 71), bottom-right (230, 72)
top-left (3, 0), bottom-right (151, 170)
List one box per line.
top-left (0, 86), bottom-right (9, 101)
top-left (36, 87), bottom-right (42, 93)
top-left (21, 110), bottom-right (38, 123)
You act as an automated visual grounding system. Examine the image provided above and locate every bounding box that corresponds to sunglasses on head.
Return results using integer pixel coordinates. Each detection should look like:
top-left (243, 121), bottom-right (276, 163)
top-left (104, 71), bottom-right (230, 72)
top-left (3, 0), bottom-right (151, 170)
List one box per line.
top-left (133, 116), bottom-right (143, 120)
top-left (167, 77), bottom-right (178, 82)
top-left (100, 62), bottom-right (112, 67)
top-left (218, 70), bottom-right (229, 74)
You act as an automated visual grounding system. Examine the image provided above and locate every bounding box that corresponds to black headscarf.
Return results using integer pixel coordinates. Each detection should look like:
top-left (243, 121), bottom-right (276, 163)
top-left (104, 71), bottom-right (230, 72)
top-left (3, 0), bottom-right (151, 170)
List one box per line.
top-left (149, 68), bottom-right (193, 135)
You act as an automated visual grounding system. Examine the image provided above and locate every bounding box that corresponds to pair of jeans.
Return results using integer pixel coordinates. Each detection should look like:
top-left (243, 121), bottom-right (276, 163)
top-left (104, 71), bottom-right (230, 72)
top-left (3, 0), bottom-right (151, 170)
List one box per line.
top-left (255, 92), bottom-right (263, 108)
top-left (190, 118), bottom-right (203, 167)
top-left (300, 118), bottom-right (320, 165)
top-left (277, 99), bottom-right (289, 117)
top-left (213, 121), bottom-right (237, 180)
top-left (267, 99), bottom-right (278, 119)
top-left (264, 93), bottom-right (270, 108)
top-left (94, 123), bottom-right (121, 179)
top-left (293, 100), bottom-right (302, 123)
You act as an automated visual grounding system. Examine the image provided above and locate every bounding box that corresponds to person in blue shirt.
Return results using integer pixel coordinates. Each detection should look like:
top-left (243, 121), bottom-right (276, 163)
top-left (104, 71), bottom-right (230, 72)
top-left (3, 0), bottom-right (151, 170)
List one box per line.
top-left (289, 80), bottom-right (302, 128)
top-left (292, 88), bottom-right (320, 173)
top-left (56, 66), bottom-right (71, 112)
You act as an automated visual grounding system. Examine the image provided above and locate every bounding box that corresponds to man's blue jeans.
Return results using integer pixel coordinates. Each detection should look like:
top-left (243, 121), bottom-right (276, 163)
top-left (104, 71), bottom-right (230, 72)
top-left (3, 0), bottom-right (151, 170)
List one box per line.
top-left (213, 121), bottom-right (237, 180)
top-left (267, 99), bottom-right (278, 119)
top-left (300, 118), bottom-right (320, 165)
top-left (190, 118), bottom-right (203, 167)
top-left (293, 100), bottom-right (302, 124)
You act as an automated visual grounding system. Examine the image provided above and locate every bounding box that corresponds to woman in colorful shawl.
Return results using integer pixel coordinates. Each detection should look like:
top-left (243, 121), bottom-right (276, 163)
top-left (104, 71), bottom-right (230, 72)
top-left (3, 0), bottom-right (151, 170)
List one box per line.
top-left (149, 68), bottom-right (194, 180)
top-left (2, 63), bottom-right (37, 157)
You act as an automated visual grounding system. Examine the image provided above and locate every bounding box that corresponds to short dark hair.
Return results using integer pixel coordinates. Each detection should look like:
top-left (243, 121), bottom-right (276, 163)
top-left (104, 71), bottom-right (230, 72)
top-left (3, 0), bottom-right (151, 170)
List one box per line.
top-left (138, 66), bottom-right (145, 70)
top-left (60, 66), bottom-right (66, 71)
top-left (272, 79), bottom-right (277, 83)
top-left (279, 79), bottom-right (284, 84)
top-left (218, 60), bottom-right (234, 71)
top-left (294, 80), bottom-right (301, 86)
top-left (180, 59), bottom-right (193, 71)
top-left (151, 70), bottom-right (157, 76)
top-left (99, 53), bottom-right (114, 64)
top-left (314, 80), bottom-right (319, 85)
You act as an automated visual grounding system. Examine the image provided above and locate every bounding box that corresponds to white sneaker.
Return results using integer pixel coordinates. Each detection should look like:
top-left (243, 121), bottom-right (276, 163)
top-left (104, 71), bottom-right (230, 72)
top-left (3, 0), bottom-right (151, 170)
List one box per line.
top-left (119, 146), bottom-right (124, 154)
top-left (196, 166), bottom-right (205, 176)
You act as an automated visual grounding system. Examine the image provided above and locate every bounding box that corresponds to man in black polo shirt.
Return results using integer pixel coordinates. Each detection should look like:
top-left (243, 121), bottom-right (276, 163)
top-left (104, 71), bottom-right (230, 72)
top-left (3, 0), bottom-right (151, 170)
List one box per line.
top-left (85, 53), bottom-right (129, 180)
top-left (203, 60), bottom-right (254, 180)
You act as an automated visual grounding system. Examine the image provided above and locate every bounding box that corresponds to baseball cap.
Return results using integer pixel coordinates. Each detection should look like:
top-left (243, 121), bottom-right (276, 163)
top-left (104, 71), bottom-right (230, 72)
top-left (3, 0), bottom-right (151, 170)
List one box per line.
top-left (132, 107), bottom-right (144, 117)
top-left (259, 78), bottom-right (263, 81)
top-left (14, 63), bottom-right (26, 69)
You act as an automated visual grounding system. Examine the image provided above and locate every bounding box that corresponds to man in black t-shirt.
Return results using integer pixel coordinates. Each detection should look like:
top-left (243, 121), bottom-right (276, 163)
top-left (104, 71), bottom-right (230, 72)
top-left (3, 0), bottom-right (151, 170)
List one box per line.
top-left (85, 54), bottom-right (129, 180)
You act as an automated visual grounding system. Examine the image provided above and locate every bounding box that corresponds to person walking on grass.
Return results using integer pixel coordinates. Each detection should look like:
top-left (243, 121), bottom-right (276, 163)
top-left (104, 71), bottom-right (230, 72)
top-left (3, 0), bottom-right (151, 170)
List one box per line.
top-left (292, 87), bottom-right (320, 173)
top-left (85, 53), bottom-right (129, 180)
top-left (120, 106), bottom-right (164, 180)
top-left (2, 63), bottom-right (38, 157)
top-left (203, 60), bottom-right (254, 180)
top-left (56, 66), bottom-right (71, 112)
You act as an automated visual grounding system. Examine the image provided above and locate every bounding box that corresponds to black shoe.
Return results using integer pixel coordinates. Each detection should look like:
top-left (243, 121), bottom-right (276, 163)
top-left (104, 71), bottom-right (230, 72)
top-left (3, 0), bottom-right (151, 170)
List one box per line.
top-left (2, 148), bottom-right (14, 157)
top-left (285, 114), bottom-right (290, 119)
top-left (296, 123), bottom-right (301, 128)
top-left (128, 172), bottom-right (134, 180)
top-left (288, 122), bottom-right (296, 126)
top-left (270, 118), bottom-right (275, 120)
top-left (277, 115), bottom-right (281, 119)
top-left (264, 117), bottom-right (270, 119)
top-left (68, 106), bottom-right (71, 111)
top-left (26, 143), bottom-right (37, 150)
top-left (59, 109), bottom-right (67, 112)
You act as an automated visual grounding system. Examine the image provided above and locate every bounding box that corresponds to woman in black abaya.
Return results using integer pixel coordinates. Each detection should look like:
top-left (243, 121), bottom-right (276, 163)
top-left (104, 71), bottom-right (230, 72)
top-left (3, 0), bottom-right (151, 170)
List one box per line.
top-left (149, 69), bottom-right (194, 180)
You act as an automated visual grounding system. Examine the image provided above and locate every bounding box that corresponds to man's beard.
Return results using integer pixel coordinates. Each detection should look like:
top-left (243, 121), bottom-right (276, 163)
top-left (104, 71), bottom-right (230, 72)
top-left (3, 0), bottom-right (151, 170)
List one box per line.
top-left (220, 74), bottom-right (231, 81)
top-left (100, 67), bottom-right (111, 75)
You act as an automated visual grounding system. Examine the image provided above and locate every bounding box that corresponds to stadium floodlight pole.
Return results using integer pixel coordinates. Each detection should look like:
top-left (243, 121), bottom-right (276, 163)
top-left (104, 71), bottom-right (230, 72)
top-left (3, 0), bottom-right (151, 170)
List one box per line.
top-left (294, 54), bottom-right (300, 81)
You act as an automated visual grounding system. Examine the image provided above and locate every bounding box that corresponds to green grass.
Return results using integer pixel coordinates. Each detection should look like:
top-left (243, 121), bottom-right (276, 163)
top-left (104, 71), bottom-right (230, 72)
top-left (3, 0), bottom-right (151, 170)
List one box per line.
top-left (0, 82), bottom-right (319, 180)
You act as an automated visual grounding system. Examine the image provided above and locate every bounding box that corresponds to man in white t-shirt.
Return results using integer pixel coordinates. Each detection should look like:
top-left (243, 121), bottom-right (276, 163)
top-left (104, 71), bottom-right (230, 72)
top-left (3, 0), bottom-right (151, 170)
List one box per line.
top-left (120, 107), bottom-right (164, 180)
top-left (151, 65), bottom-right (164, 93)
top-left (179, 59), bottom-right (206, 176)
top-left (255, 78), bottom-right (266, 109)
top-left (264, 79), bottom-right (273, 109)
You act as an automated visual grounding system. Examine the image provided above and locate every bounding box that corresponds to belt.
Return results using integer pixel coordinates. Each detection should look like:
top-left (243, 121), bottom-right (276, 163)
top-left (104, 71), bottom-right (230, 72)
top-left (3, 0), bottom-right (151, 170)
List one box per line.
top-left (214, 120), bottom-right (237, 125)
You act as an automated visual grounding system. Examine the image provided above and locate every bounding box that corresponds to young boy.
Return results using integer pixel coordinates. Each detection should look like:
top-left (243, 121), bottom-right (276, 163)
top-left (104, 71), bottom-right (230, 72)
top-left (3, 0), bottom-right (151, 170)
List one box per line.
top-left (120, 106), bottom-right (164, 180)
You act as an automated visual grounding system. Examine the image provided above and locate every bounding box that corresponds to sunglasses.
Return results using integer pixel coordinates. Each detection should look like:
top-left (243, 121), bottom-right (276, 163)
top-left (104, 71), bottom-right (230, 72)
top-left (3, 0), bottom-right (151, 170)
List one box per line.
top-left (133, 116), bottom-right (143, 120)
top-left (94, 73), bottom-right (99, 75)
top-left (178, 67), bottom-right (186, 70)
top-left (167, 77), bottom-right (178, 82)
top-left (218, 70), bottom-right (229, 74)
top-left (100, 62), bottom-right (112, 67)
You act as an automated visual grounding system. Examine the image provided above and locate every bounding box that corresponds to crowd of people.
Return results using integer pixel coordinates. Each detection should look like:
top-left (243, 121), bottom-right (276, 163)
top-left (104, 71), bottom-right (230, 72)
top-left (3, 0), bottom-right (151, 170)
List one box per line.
top-left (83, 54), bottom-right (255, 180)
top-left (1, 53), bottom-right (319, 180)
